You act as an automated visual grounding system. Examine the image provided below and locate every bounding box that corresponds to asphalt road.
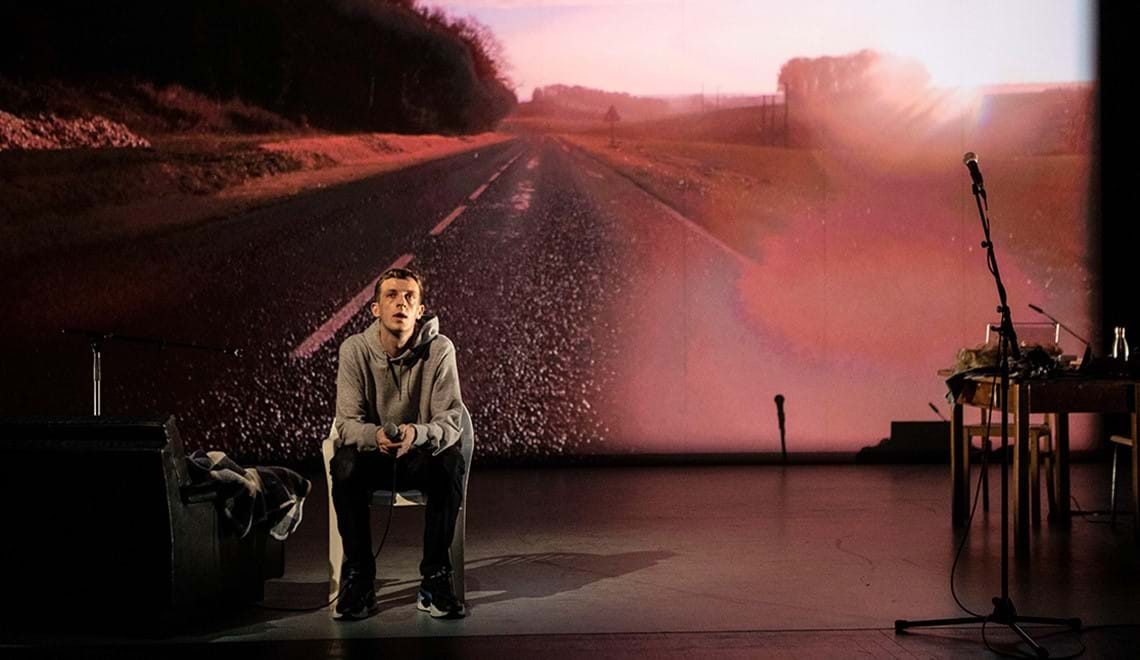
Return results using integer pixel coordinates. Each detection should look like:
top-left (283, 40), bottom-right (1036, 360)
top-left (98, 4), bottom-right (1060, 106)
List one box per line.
top-left (1, 128), bottom-right (1105, 465)
top-left (0, 136), bottom-right (647, 462)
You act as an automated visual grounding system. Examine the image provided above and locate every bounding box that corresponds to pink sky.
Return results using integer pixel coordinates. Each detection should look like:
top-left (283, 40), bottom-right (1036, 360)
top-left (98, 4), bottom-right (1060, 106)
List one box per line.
top-left (430, 0), bottom-right (1095, 101)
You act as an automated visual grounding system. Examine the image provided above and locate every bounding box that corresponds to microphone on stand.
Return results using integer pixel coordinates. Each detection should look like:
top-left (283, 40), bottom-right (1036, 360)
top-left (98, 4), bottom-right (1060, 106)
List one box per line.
top-left (963, 152), bottom-right (984, 185)
top-left (774, 394), bottom-right (787, 463)
top-left (963, 152), bottom-right (987, 200)
top-left (1027, 303), bottom-right (1090, 348)
top-left (1028, 303), bottom-right (1093, 368)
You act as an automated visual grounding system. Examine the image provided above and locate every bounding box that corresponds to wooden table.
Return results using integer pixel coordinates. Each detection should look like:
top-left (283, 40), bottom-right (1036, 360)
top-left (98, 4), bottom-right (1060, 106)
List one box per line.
top-left (950, 376), bottom-right (1140, 558)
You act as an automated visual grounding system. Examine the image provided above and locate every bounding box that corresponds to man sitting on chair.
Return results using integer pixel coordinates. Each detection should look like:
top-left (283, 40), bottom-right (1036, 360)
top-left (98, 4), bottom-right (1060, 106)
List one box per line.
top-left (330, 267), bottom-right (467, 620)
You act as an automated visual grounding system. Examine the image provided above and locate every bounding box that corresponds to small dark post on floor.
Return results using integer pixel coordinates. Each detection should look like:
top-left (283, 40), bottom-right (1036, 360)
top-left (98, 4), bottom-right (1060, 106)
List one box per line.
top-left (775, 394), bottom-right (787, 463)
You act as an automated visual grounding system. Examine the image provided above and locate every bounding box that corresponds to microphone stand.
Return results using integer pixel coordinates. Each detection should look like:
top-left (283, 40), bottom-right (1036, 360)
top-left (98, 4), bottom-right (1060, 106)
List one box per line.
top-left (775, 394), bottom-right (787, 463)
top-left (895, 175), bottom-right (1080, 658)
top-left (63, 328), bottom-right (240, 416)
top-left (1028, 304), bottom-right (1094, 369)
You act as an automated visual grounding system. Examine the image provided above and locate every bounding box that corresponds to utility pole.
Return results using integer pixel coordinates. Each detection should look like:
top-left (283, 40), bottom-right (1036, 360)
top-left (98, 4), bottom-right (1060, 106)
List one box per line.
top-left (782, 84), bottom-right (790, 147)
top-left (603, 105), bottom-right (621, 147)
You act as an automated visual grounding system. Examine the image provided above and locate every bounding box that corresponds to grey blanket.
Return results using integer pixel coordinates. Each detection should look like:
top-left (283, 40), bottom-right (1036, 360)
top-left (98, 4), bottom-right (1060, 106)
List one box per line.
top-left (186, 450), bottom-right (311, 540)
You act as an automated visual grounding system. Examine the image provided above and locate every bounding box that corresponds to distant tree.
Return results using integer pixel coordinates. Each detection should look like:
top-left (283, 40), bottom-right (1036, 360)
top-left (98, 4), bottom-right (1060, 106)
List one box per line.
top-left (777, 49), bottom-right (927, 102)
top-left (448, 16), bottom-right (510, 83)
top-left (775, 49), bottom-right (931, 148)
top-left (530, 84), bottom-right (668, 120)
top-left (0, 0), bottom-right (517, 134)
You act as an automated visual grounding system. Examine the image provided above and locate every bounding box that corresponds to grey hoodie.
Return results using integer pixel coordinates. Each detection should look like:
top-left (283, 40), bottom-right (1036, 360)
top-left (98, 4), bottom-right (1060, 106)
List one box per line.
top-left (334, 314), bottom-right (463, 455)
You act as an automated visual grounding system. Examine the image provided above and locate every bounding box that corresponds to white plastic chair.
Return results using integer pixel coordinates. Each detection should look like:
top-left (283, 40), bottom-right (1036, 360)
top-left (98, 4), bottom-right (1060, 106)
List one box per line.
top-left (321, 404), bottom-right (473, 607)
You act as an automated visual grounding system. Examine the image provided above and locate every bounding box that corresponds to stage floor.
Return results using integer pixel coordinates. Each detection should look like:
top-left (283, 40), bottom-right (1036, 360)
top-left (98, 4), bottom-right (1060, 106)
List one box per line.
top-left (5, 463), bottom-right (1139, 658)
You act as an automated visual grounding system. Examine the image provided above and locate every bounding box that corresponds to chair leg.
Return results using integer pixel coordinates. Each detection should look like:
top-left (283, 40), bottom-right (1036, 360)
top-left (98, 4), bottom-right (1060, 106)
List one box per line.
top-left (1044, 453), bottom-right (1057, 520)
top-left (323, 443), bottom-right (343, 609)
top-left (981, 438), bottom-right (990, 512)
top-left (328, 504), bottom-right (344, 607)
top-left (1111, 444), bottom-right (1120, 529)
top-left (450, 505), bottom-right (466, 603)
top-left (1030, 431), bottom-right (1042, 526)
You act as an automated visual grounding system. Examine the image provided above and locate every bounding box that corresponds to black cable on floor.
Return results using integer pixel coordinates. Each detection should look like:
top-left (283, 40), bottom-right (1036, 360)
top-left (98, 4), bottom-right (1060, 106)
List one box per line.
top-left (948, 396), bottom-right (995, 619)
top-left (951, 394), bottom-right (1089, 660)
top-left (253, 457), bottom-right (399, 613)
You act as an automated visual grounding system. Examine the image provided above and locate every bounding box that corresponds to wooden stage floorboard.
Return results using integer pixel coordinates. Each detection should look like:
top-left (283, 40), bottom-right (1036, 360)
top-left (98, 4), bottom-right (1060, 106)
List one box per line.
top-left (3, 463), bottom-right (1138, 658)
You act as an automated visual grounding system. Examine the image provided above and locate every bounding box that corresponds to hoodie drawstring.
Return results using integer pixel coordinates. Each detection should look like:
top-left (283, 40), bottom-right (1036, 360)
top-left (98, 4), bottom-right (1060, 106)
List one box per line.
top-left (385, 358), bottom-right (403, 400)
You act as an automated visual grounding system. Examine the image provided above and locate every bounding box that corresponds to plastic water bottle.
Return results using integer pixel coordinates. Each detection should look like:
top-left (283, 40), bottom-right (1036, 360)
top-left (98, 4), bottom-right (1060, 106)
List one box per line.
top-left (1112, 326), bottom-right (1130, 361)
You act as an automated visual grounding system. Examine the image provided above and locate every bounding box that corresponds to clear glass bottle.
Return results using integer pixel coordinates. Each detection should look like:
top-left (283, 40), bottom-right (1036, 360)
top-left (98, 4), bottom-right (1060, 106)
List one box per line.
top-left (1112, 326), bottom-right (1130, 361)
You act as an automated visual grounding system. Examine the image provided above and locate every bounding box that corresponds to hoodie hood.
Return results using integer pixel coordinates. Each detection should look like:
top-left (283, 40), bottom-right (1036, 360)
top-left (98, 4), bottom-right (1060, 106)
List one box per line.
top-left (363, 313), bottom-right (440, 364)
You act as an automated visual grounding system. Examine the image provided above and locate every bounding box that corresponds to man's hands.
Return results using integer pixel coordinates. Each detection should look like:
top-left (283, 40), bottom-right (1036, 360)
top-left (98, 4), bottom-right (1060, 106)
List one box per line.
top-left (376, 424), bottom-right (416, 457)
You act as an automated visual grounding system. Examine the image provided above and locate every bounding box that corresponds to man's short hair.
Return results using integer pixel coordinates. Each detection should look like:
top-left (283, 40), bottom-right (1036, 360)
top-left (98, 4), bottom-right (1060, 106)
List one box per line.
top-left (373, 267), bottom-right (425, 304)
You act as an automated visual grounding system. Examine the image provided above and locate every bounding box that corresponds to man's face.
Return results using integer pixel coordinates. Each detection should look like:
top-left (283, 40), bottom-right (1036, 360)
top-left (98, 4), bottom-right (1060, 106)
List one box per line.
top-left (371, 277), bottom-right (424, 334)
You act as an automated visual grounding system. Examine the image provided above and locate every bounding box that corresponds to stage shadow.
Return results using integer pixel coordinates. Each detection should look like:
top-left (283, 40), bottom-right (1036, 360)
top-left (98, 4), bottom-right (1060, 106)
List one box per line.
top-left (2, 551), bottom-right (675, 641)
top-left (372, 550), bottom-right (676, 613)
top-left (0, 578), bottom-right (332, 643)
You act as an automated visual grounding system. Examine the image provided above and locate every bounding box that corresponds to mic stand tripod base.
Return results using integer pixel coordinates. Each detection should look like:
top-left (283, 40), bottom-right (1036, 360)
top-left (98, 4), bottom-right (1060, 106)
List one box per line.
top-left (895, 598), bottom-right (1081, 660)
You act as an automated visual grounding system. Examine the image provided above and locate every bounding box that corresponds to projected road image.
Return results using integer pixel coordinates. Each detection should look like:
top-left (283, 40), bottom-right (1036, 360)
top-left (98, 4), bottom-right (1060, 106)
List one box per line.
top-left (0, 140), bottom-right (606, 460)
top-left (0, 122), bottom-right (1093, 461)
top-left (0, 1), bottom-right (1096, 461)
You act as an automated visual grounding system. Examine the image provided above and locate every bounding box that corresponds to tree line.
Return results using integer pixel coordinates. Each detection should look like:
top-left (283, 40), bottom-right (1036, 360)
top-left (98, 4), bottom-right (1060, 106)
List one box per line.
top-left (0, 0), bottom-right (516, 134)
top-left (527, 84), bottom-right (670, 121)
top-left (775, 49), bottom-right (1090, 154)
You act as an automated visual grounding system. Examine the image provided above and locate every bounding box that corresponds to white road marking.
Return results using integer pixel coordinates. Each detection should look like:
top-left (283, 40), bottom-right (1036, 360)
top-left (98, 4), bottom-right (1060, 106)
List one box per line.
top-left (511, 180), bottom-right (534, 213)
top-left (468, 183), bottom-right (489, 201)
top-left (501, 153), bottom-right (522, 173)
top-left (651, 197), bottom-right (752, 265)
top-left (432, 151), bottom-right (523, 235)
top-left (430, 205), bottom-right (466, 236)
top-left (572, 144), bottom-right (752, 264)
top-left (290, 150), bottom-right (527, 360)
top-left (290, 253), bottom-right (414, 359)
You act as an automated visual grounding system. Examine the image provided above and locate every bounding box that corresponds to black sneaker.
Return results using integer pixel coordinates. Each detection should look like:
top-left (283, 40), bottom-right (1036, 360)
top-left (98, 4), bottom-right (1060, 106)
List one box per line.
top-left (335, 565), bottom-right (379, 620)
top-left (417, 569), bottom-right (466, 619)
